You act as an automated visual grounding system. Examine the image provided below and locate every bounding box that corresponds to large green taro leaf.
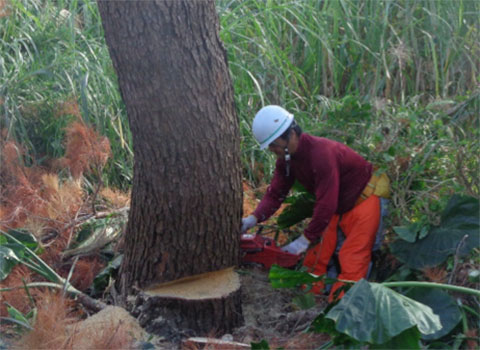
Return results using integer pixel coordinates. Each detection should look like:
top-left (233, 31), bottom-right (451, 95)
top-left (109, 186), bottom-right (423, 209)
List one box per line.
top-left (406, 288), bottom-right (462, 340)
top-left (326, 279), bottom-right (441, 344)
top-left (391, 195), bottom-right (479, 269)
top-left (370, 327), bottom-right (421, 349)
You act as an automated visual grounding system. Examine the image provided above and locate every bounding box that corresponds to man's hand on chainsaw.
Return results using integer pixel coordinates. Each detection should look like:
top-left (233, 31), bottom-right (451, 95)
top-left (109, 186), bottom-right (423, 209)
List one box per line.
top-left (281, 234), bottom-right (310, 255)
top-left (241, 215), bottom-right (257, 233)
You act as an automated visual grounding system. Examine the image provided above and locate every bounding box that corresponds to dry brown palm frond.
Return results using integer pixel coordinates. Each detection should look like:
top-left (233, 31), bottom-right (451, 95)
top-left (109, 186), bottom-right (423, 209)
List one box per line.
top-left (465, 328), bottom-right (478, 350)
top-left (54, 98), bottom-right (82, 120)
top-left (59, 121), bottom-right (111, 179)
top-left (0, 0), bottom-right (10, 18)
top-left (13, 290), bottom-right (77, 350)
top-left (0, 265), bottom-right (32, 319)
top-left (100, 187), bottom-right (131, 208)
top-left (63, 257), bottom-right (105, 292)
top-left (0, 138), bottom-right (84, 234)
top-left (41, 174), bottom-right (84, 225)
top-left (422, 266), bottom-right (448, 283)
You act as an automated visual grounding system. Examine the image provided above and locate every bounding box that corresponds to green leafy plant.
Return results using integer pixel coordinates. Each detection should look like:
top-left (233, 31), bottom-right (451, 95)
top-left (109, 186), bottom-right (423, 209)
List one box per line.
top-left (0, 229), bottom-right (107, 312)
top-left (391, 195), bottom-right (479, 269)
top-left (0, 229), bottom-right (39, 281)
top-left (0, 230), bottom-right (60, 284)
top-left (269, 265), bottom-right (479, 348)
top-left (91, 254), bottom-right (122, 297)
top-left (1, 302), bottom-right (36, 332)
top-left (251, 339), bottom-right (270, 350)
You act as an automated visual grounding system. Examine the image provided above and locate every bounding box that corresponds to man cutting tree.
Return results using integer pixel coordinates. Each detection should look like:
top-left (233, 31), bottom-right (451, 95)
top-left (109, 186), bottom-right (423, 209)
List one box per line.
top-left (241, 105), bottom-right (389, 300)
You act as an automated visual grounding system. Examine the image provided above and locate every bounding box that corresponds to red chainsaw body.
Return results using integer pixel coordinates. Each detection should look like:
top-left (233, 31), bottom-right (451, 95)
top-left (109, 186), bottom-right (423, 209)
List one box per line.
top-left (240, 234), bottom-right (301, 269)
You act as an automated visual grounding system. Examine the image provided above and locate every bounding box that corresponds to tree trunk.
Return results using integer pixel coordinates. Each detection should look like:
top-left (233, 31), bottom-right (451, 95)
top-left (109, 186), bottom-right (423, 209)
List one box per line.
top-left (97, 0), bottom-right (243, 335)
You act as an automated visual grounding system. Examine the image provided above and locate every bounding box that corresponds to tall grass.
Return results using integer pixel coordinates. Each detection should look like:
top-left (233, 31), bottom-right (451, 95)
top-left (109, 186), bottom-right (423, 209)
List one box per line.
top-left (1, 0), bottom-right (478, 220)
top-left (0, 0), bottom-right (132, 189)
top-left (217, 0), bottom-right (479, 183)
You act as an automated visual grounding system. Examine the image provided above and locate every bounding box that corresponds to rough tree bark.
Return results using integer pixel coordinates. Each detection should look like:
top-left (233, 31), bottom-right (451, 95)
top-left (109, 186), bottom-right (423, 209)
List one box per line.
top-left (97, 0), bottom-right (243, 337)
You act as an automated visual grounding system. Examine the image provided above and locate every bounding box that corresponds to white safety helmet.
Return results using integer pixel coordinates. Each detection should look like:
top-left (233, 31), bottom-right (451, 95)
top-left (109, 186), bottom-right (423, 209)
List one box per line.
top-left (252, 105), bottom-right (294, 149)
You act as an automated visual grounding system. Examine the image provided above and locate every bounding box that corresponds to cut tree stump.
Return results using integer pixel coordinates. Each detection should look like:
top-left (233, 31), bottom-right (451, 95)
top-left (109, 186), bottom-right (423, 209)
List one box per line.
top-left (131, 267), bottom-right (243, 340)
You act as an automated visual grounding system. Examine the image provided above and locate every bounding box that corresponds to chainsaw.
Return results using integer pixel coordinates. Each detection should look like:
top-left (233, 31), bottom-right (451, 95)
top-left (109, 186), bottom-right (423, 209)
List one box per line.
top-left (240, 226), bottom-right (301, 269)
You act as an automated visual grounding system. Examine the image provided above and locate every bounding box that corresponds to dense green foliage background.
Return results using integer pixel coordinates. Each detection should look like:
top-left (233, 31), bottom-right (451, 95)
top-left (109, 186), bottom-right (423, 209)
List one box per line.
top-left (1, 1), bottom-right (479, 348)
top-left (1, 0), bottom-right (478, 223)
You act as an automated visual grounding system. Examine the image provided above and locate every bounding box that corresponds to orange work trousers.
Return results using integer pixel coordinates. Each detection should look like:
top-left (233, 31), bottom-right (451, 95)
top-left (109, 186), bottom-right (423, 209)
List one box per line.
top-left (303, 195), bottom-right (380, 301)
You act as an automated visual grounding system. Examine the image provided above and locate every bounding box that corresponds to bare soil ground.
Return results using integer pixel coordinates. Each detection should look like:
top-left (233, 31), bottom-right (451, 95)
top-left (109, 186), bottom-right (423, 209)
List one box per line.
top-left (233, 267), bottom-right (330, 348)
top-left (143, 266), bottom-right (330, 349)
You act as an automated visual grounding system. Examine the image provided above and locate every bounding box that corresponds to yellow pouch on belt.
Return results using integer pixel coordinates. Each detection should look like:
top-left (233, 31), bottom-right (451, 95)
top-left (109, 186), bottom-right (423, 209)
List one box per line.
top-left (361, 171), bottom-right (391, 199)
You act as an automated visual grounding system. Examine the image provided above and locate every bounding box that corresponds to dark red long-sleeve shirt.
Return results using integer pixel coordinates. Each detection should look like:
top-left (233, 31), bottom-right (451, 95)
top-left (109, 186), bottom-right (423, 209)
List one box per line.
top-left (253, 133), bottom-right (372, 242)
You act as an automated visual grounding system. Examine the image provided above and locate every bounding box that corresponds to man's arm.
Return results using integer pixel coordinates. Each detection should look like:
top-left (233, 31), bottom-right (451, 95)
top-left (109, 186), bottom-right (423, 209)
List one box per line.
top-left (282, 156), bottom-right (339, 253)
top-left (253, 160), bottom-right (295, 222)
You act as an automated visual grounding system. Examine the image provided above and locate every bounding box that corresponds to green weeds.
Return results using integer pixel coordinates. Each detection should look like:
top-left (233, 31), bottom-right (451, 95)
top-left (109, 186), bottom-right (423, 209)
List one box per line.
top-left (1, 0), bottom-right (131, 188)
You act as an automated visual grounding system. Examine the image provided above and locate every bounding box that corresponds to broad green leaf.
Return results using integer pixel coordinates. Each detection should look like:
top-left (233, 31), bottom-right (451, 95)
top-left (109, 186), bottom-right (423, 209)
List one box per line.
top-left (310, 305), bottom-right (338, 334)
top-left (391, 195), bottom-right (479, 269)
top-left (0, 246), bottom-right (21, 281)
top-left (418, 225), bottom-right (429, 240)
top-left (251, 339), bottom-right (270, 350)
top-left (92, 254), bottom-right (123, 296)
top-left (326, 279), bottom-right (441, 344)
top-left (426, 341), bottom-right (451, 349)
top-left (5, 229), bottom-right (38, 250)
top-left (393, 225), bottom-right (417, 243)
top-left (310, 306), bottom-right (363, 348)
top-left (393, 223), bottom-right (429, 243)
top-left (269, 265), bottom-right (324, 288)
top-left (370, 327), bottom-right (421, 349)
top-left (277, 192), bottom-right (315, 229)
top-left (406, 288), bottom-right (461, 340)
top-left (1, 231), bottom-right (63, 284)
top-left (0, 230), bottom-right (39, 279)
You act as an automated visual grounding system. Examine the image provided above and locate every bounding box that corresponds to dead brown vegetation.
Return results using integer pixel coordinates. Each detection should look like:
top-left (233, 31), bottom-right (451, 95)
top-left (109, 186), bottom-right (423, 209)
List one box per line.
top-left (12, 291), bottom-right (137, 349)
top-left (0, 265), bottom-right (32, 318)
top-left (13, 290), bottom-right (76, 350)
top-left (0, 0), bottom-right (10, 18)
top-left (0, 112), bottom-right (135, 347)
top-left (0, 138), bottom-right (84, 234)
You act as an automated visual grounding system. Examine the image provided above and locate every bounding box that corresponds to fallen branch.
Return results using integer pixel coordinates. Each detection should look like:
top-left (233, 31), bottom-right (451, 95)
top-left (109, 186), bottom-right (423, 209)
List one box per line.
top-left (61, 207), bottom-right (129, 260)
top-left (0, 282), bottom-right (107, 313)
top-left (62, 206), bottom-right (130, 232)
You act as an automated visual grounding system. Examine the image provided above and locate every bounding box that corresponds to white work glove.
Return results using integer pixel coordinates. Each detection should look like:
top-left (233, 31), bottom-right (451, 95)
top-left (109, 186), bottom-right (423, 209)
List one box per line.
top-left (281, 234), bottom-right (310, 255)
top-left (241, 215), bottom-right (257, 233)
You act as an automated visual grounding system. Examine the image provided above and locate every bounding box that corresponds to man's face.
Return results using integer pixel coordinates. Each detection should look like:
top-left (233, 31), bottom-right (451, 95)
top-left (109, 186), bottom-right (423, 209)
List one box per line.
top-left (268, 137), bottom-right (288, 158)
